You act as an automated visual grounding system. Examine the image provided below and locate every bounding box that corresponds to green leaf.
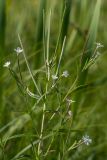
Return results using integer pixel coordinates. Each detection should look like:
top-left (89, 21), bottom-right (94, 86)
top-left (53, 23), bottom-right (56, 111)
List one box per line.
top-left (35, 0), bottom-right (46, 69)
top-left (81, 0), bottom-right (101, 72)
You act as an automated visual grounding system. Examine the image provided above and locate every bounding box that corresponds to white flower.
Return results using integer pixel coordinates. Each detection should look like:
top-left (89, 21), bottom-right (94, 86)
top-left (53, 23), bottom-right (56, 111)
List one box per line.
top-left (62, 70), bottom-right (69, 77)
top-left (14, 47), bottom-right (23, 55)
top-left (52, 75), bottom-right (58, 80)
top-left (82, 135), bottom-right (92, 146)
top-left (96, 42), bottom-right (104, 49)
top-left (3, 61), bottom-right (11, 68)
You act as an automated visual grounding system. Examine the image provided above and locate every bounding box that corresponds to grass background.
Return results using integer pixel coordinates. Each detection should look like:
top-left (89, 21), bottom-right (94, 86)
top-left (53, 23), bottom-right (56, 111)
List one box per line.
top-left (0, 0), bottom-right (107, 159)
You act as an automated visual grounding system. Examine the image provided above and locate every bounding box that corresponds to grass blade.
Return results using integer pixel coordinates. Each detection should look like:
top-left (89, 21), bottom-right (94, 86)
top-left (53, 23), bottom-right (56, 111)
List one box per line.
top-left (35, 0), bottom-right (46, 69)
top-left (72, 0), bottom-right (101, 118)
top-left (81, 0), bottom-right (101, 72)
top-left (61, 0), bottom-right (72, 44)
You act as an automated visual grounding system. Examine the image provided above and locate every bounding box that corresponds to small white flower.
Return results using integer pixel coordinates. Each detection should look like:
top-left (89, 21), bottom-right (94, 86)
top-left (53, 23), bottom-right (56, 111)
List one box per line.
top-left (14, 47), bottom-right (23, 55)
top-left (3, 61), bottom-right (11, 68)
top-left (82, 135), bottom-right (92, 146)
top-left (96, 42), bottom-right (104, 49)
top-left (52, 75), bottom-right (58, 80)
top-left (62, 70), bottom-right (69, 77)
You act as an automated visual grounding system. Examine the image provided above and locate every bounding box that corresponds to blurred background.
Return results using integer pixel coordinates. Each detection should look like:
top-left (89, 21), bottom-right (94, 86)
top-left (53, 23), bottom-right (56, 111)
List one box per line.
top-left (0, 0), bottom-right (107, 159)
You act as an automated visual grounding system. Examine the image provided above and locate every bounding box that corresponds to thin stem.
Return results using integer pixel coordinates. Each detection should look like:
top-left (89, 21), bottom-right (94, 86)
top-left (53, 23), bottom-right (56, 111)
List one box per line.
top-left (63, 75), bottom-right (78, 102)
top-left (37, 11), bottom-right (51, 156)
top-left (37, 103), bottom-right (46, 155)
top-left (56, 36), bottom-right (66, 76)
top-left (17, 56), bottom-right (23, 83)
top-left (54, 7), bottom-right (66, 57)
top-left (18, 34), bottom-right (41, 96)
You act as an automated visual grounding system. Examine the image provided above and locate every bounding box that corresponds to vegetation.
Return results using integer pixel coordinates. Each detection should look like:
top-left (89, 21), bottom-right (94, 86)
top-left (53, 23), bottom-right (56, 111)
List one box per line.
top-left (0, 0), bottom-right (107, 159)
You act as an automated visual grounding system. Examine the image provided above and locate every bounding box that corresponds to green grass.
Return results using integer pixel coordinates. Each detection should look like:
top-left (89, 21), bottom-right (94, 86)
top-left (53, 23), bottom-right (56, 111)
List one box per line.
top-left (0, 0), bottom-right (107, 159)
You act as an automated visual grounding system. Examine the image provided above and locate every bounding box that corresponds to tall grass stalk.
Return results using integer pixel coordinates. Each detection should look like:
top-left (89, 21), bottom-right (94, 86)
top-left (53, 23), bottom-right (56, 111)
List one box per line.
top-left (72, 0), bottom-right (101, 119)
top-left (35, 0), bottom-right (46, 69)
top-left (61, 0), bottom-right (72, 45)
top-left (54, 0), bottom-right (72, 71)
top-left (56, 36), bottom-right (66, 76)
top-left (37, 10), bottom-right (51, 156)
